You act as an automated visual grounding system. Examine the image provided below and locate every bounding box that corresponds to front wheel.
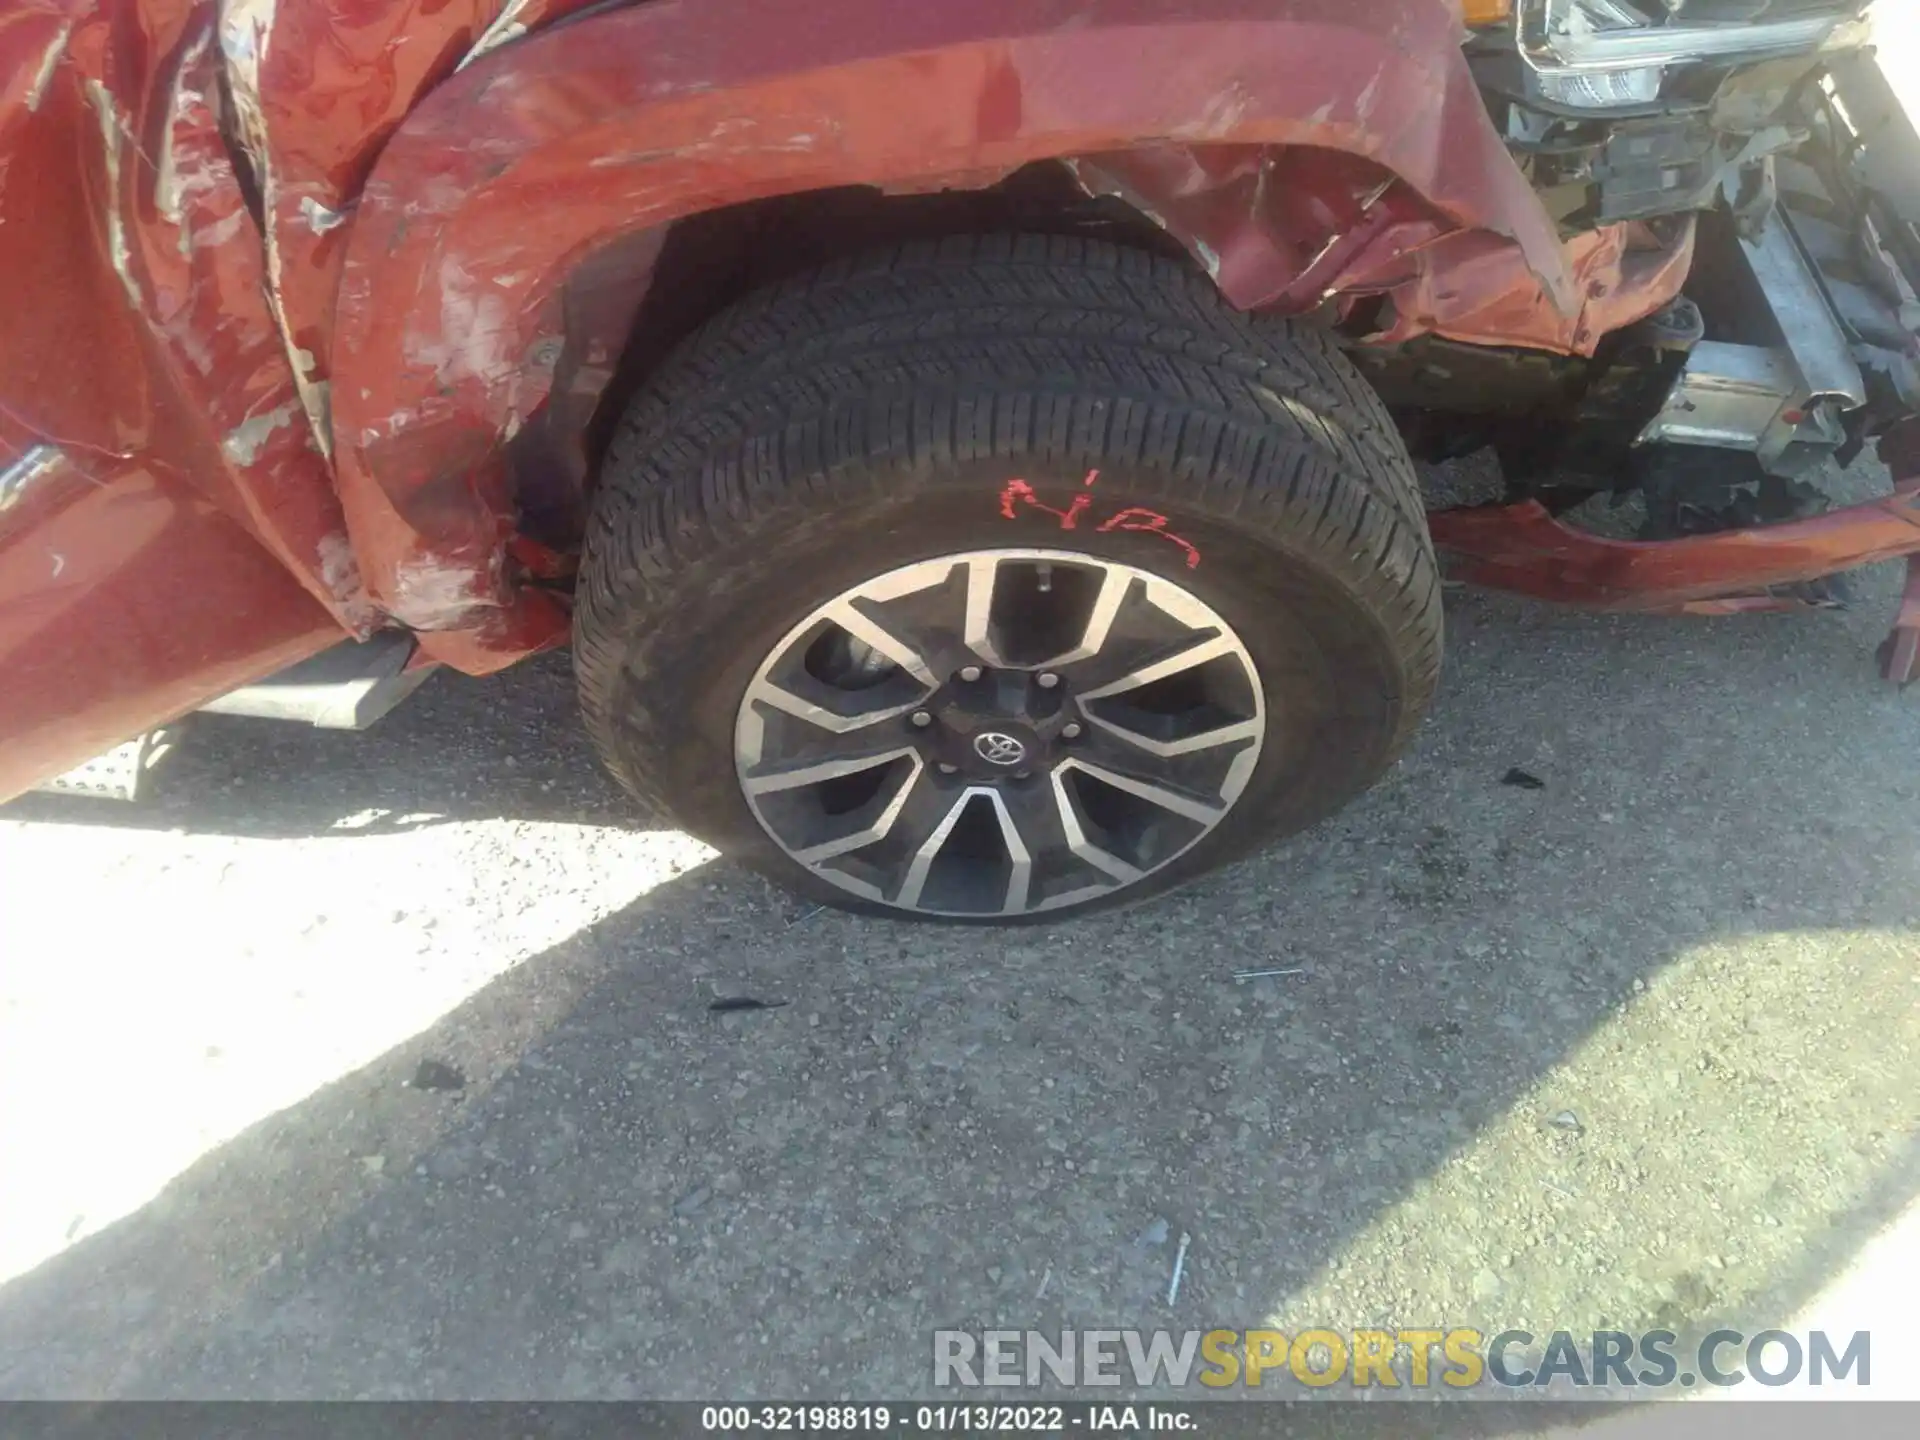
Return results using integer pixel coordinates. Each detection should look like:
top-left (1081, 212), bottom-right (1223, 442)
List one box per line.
top-left (575, 236), bottom-right (1442, 923)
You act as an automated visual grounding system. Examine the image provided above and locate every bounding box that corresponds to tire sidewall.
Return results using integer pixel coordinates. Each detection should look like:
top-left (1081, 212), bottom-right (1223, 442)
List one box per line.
top-left (593, 456), bottom-right (1413, 921)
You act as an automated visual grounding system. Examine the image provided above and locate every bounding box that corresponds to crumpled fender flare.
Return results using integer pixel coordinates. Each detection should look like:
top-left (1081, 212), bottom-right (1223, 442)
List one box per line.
top-left (330, 0), bottom-right (1571, 672)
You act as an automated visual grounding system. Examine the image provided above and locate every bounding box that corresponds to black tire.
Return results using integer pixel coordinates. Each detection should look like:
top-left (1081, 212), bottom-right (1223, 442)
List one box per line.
top-left (575, 234), bottom-right (1441, 922)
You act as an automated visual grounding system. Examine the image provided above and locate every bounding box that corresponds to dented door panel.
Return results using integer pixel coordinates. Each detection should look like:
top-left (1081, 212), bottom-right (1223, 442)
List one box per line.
top-left (0, 438), bottom-right (343, 795)
top-left (0, 0), bottom-right (363, 797)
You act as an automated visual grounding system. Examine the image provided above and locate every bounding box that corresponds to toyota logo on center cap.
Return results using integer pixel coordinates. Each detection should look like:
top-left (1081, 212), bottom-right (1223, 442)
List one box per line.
top-left (973, 732), bottom-right (1027, 766)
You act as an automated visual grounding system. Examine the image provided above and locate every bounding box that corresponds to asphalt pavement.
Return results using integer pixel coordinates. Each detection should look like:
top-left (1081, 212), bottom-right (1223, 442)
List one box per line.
top-left (1, 466), bottom-right (1917, 1417)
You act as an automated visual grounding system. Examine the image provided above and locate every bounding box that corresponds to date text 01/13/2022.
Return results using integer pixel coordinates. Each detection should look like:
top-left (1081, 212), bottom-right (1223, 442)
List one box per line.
top-left (699, 1404), bottom-right (1195, 1432)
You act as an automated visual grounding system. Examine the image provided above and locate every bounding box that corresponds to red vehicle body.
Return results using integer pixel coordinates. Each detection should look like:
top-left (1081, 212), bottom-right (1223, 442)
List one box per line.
top-left (2, 1), bottom-right (1916, 843)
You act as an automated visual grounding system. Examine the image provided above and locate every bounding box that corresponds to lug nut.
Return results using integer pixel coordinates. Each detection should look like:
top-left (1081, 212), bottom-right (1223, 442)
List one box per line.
top-left (1037, 672), bottom-right (1060, 689)
top-left (937, 762), bottom-right (958, 774)
top-left (958, 665), bottom-right (983, 683)
top-left (911, 710), bottom-right (933, 728)
top-left (1062, 722), bottom-right (1083, 740)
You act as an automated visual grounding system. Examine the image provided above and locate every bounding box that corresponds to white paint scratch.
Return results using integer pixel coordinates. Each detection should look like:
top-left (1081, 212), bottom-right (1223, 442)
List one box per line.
top-left (154, 126), bottom-right (184, 247)
top-left (316, 530), bottom-right (379, 629)
top-left (389, 557), bottom-right (498, 630)
top-left (219, 0), bottom-right (333, 460)
top-left (316, 531), bottom-right (361, 599)
top-left (217, 0), bottom-right (276, 160)
top-left (194, 208), bottom-right (247, 250)
top-left (1355, 69), bottom-right (1383, 124)
top-left (1174, 82), bottom-right (1253, 141)
top-left (412, 257), bottom-right (517, 386)
top-left (305, 378), bottom-right (333, 452)
top-left (458, 0), bottom-right (535, 70)
top-left (221, 399), bottom-right (301, 466)
top-left (0, 445), bottom-right (64, 515)
top-left (25, 20), bottom-right (73, 113)
top-left (154, 30), bottom-right (217, 258)
top-left (298, 195), bottom-right (351, 234)
top-left (81, 80), bottom-right (141, 309)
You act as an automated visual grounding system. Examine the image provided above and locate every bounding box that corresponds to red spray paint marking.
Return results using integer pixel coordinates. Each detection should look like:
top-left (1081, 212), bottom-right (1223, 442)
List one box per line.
top-left (996, 468), bottom-right (1201, 569)
top-left (1094, 507), bottom-right (1202, 570)
top-left (998, 478), bottom-right (1092, 528)
top-left (998, 468), bottom-right (1099, 527)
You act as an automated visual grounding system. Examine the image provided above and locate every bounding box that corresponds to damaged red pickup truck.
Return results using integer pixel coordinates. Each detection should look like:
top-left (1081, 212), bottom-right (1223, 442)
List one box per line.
top-left (3, 0), bottom-right (1915, 921)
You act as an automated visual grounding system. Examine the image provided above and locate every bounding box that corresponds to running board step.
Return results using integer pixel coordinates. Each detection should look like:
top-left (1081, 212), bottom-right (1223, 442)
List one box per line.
top-left (33, 728), bottom-right (178, 801)
top-left (199, 631), bottom-right (435, 730)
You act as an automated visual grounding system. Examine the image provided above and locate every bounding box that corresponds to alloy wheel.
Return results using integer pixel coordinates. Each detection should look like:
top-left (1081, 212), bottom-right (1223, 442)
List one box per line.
top-left (733, 548), bottom-right (1265, 918)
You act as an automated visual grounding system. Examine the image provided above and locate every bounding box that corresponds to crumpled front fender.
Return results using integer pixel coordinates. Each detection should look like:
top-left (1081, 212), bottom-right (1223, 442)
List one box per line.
top-left (329, 0), bottom-right (1572, 672)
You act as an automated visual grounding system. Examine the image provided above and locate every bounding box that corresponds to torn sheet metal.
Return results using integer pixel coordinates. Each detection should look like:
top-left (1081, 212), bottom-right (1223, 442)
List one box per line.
top-left (1371, 218), bottom-right (1698, 358)
top-left (327, 0), bottom-right (1579, 671)
top-left (2, 0), bottom-right (367, 622)
top-left (1886, 554), bottom-right (1920, 685)
top-left (218, 0), bottom-right (333, 456)
top-left (226, 0), bottom-right (600, 480)
top-left (1874, 418), bottom-right (1920, 685)
top-left (1427, 491), bottom-right (1920, 612)
top-left (0, 0), bottom-right (365, 798)
top-left (1070, 147), bottom-right (1692, 359)
top-left (1429, 413), bottom-right (1920, 627)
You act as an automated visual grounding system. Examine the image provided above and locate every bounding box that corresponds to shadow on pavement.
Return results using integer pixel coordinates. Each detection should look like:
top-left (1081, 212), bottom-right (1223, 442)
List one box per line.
top-left (2, 652), bottom-right (650, 838)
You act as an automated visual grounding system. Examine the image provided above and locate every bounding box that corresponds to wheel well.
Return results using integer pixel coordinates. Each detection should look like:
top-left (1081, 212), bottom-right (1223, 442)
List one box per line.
top-left (513, 162), bottom-right (1190, 549)
top-left (591, 162), bottom-right (1196, 456)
